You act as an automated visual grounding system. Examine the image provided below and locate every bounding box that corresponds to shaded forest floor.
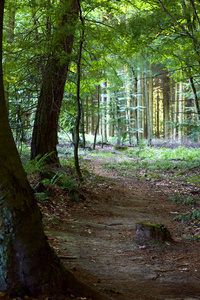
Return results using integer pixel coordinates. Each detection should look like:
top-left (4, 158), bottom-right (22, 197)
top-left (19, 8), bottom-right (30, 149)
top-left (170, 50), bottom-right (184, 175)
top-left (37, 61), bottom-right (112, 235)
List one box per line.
top-left (9, 145), bottom-right (200, 300)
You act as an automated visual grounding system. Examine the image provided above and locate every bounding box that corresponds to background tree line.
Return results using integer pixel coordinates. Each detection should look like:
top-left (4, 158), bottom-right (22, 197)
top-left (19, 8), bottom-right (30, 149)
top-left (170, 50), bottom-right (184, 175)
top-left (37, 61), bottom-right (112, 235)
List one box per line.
top-left (3, 0), bottom-right (200, 158)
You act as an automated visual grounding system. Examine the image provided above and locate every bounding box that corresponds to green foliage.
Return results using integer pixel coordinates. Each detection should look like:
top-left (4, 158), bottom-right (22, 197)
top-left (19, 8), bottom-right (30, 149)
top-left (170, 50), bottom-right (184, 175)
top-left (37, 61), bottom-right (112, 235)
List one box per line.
top-left (41, 173), bottom-right (63, 187)
top-left (24, 153), bottom-right (55, 174)
top-left (170, 194), bottom-right (183, 205)
top-left (102, 145), bottom-right (200, 181)
top-left (33, 165), bottom-right (79, 203)
top-left (173, 209), bottom-right (200, 223)
top-left (170, 194), bottom-right (199, 207)
top-left (171, 193), bottom-right (200, 239)
top-left (35, 192), bottom-right (50, 203)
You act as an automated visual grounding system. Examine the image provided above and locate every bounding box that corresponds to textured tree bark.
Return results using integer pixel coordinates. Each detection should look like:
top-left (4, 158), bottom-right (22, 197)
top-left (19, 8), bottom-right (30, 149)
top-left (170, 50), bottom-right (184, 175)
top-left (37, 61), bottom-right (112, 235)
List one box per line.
top-left (31, 0), bottom-right (79, 164)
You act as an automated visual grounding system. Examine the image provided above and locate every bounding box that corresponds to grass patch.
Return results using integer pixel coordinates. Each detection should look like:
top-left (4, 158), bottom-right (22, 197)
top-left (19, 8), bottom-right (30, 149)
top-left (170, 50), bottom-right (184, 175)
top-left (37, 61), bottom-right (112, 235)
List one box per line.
top-left (102, 146), bottom-right (200, 182)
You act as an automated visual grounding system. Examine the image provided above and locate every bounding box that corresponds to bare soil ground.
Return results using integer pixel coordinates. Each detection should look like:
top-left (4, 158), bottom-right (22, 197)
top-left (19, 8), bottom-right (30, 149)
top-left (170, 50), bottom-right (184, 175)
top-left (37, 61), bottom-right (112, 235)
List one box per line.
top-left (38, 153), bottom-right (200, 300)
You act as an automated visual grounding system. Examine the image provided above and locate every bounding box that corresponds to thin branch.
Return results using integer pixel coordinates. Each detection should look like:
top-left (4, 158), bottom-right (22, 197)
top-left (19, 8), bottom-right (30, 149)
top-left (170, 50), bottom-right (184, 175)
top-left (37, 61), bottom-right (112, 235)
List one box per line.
top-left (189, 0), bottom-right (200, 27)
top-left (157, 0), bottom-right (199, 44)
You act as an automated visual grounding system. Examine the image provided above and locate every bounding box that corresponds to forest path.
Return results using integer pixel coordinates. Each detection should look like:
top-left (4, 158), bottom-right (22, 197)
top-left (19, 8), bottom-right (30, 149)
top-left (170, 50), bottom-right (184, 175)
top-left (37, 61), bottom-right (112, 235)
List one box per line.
top-left (46, 156), bottom-right (200, 300)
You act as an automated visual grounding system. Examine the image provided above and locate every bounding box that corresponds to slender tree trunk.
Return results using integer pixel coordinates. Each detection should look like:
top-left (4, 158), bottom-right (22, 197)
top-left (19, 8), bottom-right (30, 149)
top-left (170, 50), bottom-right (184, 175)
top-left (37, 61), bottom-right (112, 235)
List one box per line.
top-left (133, 76), bottom-right (138, 143)
top-left (93, 86), bottom-right (100, 150)
top-left (31, 0), bottom-right (78, 164)
top-left (189, 76), bottom-right (200, 121)
top-left (156, 87), bottom-right (160, 139)
top-left (149, 69), bottom-right (154, 138)
top-left (174, 83), bottom-right (178, 139)
top-left (162, 70), bottom-right (170, 139)
top-left (74, 0), bottom-right (84, 182)
top-left (144, 72), bottom-right (151, 146)
top-left (178, 81), bottom-right (183, 141)
top-left (85, 96), bottom-right (89, 134)
top-left (4, 5), bottom-right (15, 110)
top-left (101, 81), bottom-right (107, 143)
top-left (137, 72), bottom-right (143, 143)
top-left (142, 75), bottom-right (146, 139)
top-left (114, 91), bottom-right (121, 145)
top-left (170, 77), bottom-right (174, 139)
top-left (80, 100), bottom-right (85, 148)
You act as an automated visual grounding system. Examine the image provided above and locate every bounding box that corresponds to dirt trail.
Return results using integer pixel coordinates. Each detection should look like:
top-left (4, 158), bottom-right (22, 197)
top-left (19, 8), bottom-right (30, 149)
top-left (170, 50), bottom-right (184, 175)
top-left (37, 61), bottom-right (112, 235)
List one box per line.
top-left (46, 157), bottom-right (200, 300)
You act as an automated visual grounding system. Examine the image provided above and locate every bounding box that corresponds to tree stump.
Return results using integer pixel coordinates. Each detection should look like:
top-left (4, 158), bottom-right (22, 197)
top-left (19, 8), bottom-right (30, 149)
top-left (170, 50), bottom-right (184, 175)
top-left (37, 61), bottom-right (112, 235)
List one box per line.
top-left (114, 145), bottom-right (129, 151)
top-left (134, 222), bottom-right (172, 243)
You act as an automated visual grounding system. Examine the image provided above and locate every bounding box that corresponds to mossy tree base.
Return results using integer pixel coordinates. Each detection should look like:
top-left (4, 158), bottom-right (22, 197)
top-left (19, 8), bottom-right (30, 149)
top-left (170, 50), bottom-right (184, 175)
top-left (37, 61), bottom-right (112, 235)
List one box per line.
top-left (134, 222), bottom-right (172, 243)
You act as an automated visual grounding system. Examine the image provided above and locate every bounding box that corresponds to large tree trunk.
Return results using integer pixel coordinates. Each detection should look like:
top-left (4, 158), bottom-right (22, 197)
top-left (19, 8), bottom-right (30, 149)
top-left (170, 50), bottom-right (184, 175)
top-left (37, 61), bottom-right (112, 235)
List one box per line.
top-left (0, 1), bottom-right (64, 294)
top-left (0, 3), bottom-right (111, 299)
top-left (31, 0), bottom-right (78, 164)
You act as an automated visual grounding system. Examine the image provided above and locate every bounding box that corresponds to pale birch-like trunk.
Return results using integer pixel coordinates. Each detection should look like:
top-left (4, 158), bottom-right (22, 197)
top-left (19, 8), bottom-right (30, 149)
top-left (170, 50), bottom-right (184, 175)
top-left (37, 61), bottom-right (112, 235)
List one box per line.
top-left (178, 81), bottom-right (183, 141)
top-left (137, 71), bottom-right (143, 142)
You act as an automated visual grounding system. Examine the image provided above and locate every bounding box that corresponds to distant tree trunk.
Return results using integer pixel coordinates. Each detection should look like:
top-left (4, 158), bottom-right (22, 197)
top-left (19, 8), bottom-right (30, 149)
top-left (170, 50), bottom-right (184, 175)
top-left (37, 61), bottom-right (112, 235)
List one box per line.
top-left (174, 83), bottom-right (178, 139)
top-left (170, 77), bottom-right (174, 138)
top-left (178, 81), bottom-right (183, 141)
top-left (115, 91), bottom-right (121, 145)
top-left (189, 76), bottom-right (200, 121)
top-left (134, 76), bottom-right (138, 143)
top-left (85, 96), bottom-right (89, 134)
top-left (162, 71), bottom-right (170, 139)
top-left (101, 81), bottom-right (107, 143)
top-left (31, 0), bottom-right (78, 164)
top-left (149, 69), bottom-right (154, 138)
top-left (93, 86), bottom-right (100, 149)
top-left (137, 72), bottom-right (143, 143)
top-left (156, 87), bottom-right (160, 139)
top-left (142, 75), bottom-right (146, 139)
top-left (80, 100), bottom-right (85, 148)
top-left (144, 72), bottom-right (151, 146)
top-left (106, 82), bottom-right (110, 140)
